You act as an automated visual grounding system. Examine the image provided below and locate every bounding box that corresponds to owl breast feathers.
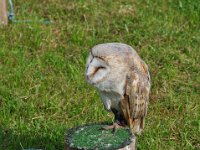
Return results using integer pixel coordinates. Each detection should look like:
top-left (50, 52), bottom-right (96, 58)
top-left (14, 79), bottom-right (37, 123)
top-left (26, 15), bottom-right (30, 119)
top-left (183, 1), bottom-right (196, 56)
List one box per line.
top-left (85, 43), bottom-right (151, 134)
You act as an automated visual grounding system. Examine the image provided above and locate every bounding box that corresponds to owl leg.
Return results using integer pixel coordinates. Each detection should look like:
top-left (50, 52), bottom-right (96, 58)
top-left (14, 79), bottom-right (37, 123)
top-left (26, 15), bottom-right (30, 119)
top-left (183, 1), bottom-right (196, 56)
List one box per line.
top-left (112, 108), bottom-right (126, 125)
top-left (102, 108), bottom-right (125, 133)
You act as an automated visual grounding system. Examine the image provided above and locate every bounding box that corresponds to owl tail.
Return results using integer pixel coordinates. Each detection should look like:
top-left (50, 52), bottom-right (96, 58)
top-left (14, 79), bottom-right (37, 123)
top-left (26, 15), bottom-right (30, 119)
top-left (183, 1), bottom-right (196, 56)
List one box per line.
top-left (120, 94), bottom-right (144, 135)
top-left (130, 118), bottom-right (144, 135)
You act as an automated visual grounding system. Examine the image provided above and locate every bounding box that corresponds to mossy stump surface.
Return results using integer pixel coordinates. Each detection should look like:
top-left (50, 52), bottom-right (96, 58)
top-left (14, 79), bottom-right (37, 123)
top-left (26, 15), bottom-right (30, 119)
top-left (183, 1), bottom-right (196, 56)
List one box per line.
top-left (65, 123), bottom-right (136, 150)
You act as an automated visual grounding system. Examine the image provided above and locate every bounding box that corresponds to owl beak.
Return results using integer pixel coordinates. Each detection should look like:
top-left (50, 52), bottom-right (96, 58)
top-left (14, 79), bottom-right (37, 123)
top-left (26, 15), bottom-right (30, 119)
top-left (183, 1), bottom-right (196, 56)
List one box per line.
top-left (86, 66), bottom-right (95, 80)
top-left (86, 73), bottom-right (96, 85)
top-left (86, 74), bottom-right (89, 80)
top-left (86, 72), bottom-right (92, 82)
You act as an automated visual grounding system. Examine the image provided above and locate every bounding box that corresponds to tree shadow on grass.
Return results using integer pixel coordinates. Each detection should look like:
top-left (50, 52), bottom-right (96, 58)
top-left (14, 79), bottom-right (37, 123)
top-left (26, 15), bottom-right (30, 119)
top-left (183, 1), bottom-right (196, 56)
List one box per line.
top-left (0, 126), bottom-right (64, 150)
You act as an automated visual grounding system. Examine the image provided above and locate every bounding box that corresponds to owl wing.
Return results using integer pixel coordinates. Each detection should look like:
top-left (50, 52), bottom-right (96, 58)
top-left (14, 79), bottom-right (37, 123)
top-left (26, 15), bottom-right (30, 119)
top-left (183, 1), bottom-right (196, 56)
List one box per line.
top-left (120, 67), bottom-right (150, 134)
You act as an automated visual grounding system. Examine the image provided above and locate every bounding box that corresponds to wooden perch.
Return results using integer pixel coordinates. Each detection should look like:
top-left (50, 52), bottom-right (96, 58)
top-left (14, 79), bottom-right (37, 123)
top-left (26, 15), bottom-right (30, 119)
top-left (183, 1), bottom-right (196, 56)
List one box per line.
top-left (0, 0), bottom-right (8, 25)
top-left (64, 123), bottom-right (136, 150)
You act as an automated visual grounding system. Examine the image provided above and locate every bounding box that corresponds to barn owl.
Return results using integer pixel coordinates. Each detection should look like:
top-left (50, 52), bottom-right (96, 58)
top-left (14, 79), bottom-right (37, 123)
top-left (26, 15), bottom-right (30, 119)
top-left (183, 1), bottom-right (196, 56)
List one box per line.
top-left (85, 43), bottom-right (151, 134)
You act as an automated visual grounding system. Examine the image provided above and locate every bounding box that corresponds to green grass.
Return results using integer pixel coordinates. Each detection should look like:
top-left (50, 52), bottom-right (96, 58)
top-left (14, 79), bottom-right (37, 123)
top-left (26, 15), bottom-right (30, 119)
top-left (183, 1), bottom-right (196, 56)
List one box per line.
top-left (0, 0), bottom-right (199, 149)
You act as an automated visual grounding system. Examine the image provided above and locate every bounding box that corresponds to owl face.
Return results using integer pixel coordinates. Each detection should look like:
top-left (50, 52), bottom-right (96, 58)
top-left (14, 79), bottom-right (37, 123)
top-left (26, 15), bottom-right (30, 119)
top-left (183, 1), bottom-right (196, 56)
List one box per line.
top-left (85, 43), bottom-right (130, 91)
top-left (85, 52), bottom-right (111, 85)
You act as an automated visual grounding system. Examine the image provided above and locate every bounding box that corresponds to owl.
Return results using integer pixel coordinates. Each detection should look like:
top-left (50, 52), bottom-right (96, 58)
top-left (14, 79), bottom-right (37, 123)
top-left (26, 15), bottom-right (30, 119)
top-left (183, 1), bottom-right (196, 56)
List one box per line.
top-left (85, 43), bottom-right (151, 134)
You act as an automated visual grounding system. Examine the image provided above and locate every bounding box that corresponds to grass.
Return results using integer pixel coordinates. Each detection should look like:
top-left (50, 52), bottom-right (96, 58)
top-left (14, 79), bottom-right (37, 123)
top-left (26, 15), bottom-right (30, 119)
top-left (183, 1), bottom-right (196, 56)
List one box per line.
top-left (0, 0), bottom-right (199, 149)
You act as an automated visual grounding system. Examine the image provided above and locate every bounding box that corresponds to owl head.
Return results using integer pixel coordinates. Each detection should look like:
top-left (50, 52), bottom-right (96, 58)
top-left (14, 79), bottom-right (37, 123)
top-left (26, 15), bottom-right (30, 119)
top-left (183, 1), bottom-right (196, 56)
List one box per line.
top-left (85, 43), bottom-right (138, 91)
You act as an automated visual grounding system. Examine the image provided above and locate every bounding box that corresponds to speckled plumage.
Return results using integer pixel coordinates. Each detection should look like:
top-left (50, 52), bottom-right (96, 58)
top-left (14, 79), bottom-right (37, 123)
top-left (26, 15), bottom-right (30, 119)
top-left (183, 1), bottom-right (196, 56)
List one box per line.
top-left (85, 43), bottom-right (151, 134)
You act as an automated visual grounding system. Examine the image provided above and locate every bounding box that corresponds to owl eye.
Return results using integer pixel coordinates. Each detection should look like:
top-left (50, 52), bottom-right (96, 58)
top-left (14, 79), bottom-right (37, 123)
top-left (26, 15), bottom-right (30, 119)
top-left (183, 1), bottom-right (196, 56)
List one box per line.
top-left (94, 66), bottom-right (105, 74)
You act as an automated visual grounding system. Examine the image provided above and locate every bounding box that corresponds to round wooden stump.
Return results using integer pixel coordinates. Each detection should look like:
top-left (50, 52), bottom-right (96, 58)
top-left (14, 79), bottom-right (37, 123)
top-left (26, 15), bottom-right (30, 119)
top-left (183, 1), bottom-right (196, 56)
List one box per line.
top-left (64, 123), bottom-right (136, 150)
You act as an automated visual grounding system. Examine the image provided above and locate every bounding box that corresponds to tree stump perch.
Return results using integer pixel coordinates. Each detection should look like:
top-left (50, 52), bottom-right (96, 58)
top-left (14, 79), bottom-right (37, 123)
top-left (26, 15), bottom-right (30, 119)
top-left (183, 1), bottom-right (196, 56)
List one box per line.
top-left (64, 123), bottom-right (136, 150)
top-left (0, 0), bottom-right (8, 25)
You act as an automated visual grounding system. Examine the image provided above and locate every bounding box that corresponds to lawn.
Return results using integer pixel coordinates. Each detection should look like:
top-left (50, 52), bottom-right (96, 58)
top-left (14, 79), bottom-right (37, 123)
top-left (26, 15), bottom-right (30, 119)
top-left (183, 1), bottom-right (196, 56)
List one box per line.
top-left (0, 0), bottom-right (199, 149)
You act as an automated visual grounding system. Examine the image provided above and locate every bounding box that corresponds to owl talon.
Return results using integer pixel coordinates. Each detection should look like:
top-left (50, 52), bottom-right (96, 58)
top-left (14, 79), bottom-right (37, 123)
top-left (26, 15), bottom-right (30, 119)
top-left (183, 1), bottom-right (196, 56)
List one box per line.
top-left (102, 123), bottom-right (123, 133)
top-left (113, 122), bottom-right (124, 133)
top-left (101, 125), bottom-right (114, 130)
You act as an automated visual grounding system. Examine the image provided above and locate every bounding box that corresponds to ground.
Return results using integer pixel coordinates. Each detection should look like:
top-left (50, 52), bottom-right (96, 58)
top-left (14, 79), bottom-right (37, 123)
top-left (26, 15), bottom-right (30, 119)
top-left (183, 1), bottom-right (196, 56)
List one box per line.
top-left (0, 0), bottom-right (199, 149)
